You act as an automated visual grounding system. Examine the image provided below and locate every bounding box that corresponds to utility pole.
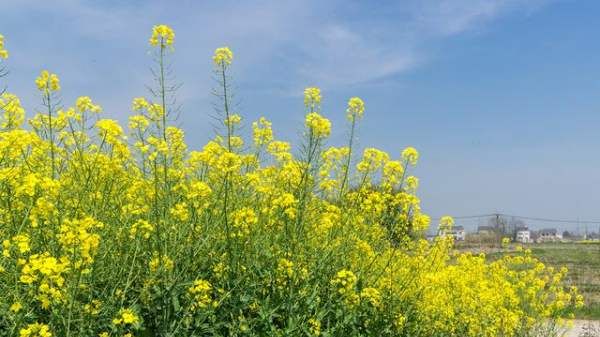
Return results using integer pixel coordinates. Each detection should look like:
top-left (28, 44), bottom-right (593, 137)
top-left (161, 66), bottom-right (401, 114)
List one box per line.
top-left (496, 213), bottom-right (506, 235)
top-left (495, 213), bottom-right (499, 230)
top-left (495, 213), bottom-right (501, 245)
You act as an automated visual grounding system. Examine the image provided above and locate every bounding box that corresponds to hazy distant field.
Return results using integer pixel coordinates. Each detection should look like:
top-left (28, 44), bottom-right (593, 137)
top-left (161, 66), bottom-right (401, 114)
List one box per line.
top-left (486, 242), bottom-right (600, 320)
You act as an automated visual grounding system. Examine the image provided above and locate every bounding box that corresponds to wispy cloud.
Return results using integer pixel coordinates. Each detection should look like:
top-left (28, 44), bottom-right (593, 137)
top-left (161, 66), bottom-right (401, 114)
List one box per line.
top-left (0, 0), bottom-right (554, 115)
top-left (291, 0), bottom-right (556, 87)
top-left (409, 0), bottom-right (555, 36)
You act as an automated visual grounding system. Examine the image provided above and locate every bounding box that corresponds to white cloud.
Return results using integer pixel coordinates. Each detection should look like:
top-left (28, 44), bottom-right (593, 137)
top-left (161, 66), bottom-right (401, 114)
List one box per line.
top-left (409, 0), bottom-right (554, 37)
top-left (0, 0), bottom-right (555, 113)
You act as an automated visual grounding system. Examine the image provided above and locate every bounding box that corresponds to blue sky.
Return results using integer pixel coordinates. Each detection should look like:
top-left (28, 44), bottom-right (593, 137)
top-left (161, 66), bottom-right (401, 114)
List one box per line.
top-left (2, 0), bottom-right (600, 231)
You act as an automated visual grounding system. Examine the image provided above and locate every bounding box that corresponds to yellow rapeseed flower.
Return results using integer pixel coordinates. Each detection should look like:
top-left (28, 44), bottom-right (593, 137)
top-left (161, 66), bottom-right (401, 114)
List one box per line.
top-left (131, 97), bottom-right (149, 111)
top-left (11, 235), bottom-right (30, 254)
top-left (0, 93), bottom-right (26, 129)
top-left (75, 96), bottom-right (102, 113)
top-left (439, 215), bottom-right (454, 229)
top-left (360, 287), bottom-right (382, 308)
top-left (213, 47), bottom-right (233, 66)
top-left (305, 112), bottom-right (331, 138)
top-left (0, 34), bottom-right (8, 59)
top-left (308, 318), bottom-right (321, 336)
top-left (112, 307), bottom-right (139, 326)
top-left (252, 117), bottom-right (273, 147)
top-left (149, 24), bottom-right (175, 47)
top-left (303, 87), bottom-right (321, 108)
top-left (35, 70), bottom-right (60, 92)
top-left (267, 141), bottom-right (292, 162)
top-left (224, 113), bottom-right (242, 126)
top-left (346, 97), bottom-right (365, 121)
top-left (188, 279), bottom-right (214, 310)
top-left (401, 146), bottom-right (419, 166)
top-left (405, 176), bottom-right (419, 192)
top-left (357, 148), bottom-right (389, 172)
top-left (10, 301), bottom-right (22, 312)
top-left (331, 269), bottom-right (359, 307)
top-left (19, 323), bottom-right (52, 337)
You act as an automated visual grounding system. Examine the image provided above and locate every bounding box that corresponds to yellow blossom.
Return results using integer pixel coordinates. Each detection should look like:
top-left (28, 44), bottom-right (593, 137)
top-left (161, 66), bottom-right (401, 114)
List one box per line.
top-left (35, 70), bottom-right (60, 92)
top-left (304, 87), bottom-right (321, 109)
top-left (132, 97), bottom-right (149, 111)
top-left (267, 141), bottom-right (292, 162)
top-left (112, 308), bottom-right (139, 326)
top-left (0, 34), bottom-right (8, 59)
top-left (346, 97), bottom-right (365, 121)
top-left (360, 287), bottom-right (382, 307)
top-left (308, 318), bottom-right (321, 336)
top-left (439, 215), bottom-right (454, 229)
top-left (149, 253), bottom-right (174, 272)
top-left (401, 146), bottom-right (419, 166)
top-left (188, 279), bottom-right (214, 310)
top-left (224, 114), bottom-right (241, 126)
top-left (305, 112), bottom-right (331, 138)
top-left (252, 117), bottom-right (273, 147)
top-left (75, 96), bottom-right (102, 113)
top-left (10, 301), bottom-right (22, 312)
top-left (19, 323), bottom-right (52, 337)
top-left (149, 24), bottom-right (175, 47)
top-left (213, 47), bottom-right (233, 66)
top-left (0, 93), bottom-right (26, 129)
top-left (331, 269), bottom-right (359, 307)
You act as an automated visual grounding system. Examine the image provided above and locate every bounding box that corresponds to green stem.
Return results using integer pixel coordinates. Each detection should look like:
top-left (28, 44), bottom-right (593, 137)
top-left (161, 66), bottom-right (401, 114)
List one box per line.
top-left (221, 63), bottom-right (232, 151)
top-left (46, 91), bottom-right (56, 179)
top-left (339, 116), bottom-right (356, 199)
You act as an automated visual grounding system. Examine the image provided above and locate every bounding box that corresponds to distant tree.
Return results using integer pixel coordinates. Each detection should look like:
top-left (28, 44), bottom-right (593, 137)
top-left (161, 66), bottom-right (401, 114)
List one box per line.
top-left (509, 217), bottom-right (527, 235)
top-left (486, 215), bottom-right (514, 236)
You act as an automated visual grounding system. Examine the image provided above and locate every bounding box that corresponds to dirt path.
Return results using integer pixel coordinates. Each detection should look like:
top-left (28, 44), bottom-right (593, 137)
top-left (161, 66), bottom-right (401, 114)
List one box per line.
top-left (564, 320), bottom-right (600, 337)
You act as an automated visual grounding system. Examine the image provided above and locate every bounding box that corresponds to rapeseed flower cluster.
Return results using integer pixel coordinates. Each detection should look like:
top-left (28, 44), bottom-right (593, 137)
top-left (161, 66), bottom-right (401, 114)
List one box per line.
top-left (0, 34), bottom-right (8, 59)
top-left (187, 279), bottom-right (214, 310)
top-left (35, 70), bottom-right (60, 92)
top-left (149, 24), bottom-right (175, 47)
top-left (213, 47), bottom-right (233, 66)
top-left (0, 93), bottom-right (25, 129)
top-left (305, 112), bottom-right (331, 138)
top-left (346, 97), bottom-right (365, 121)
top-left (0, 25), bottom-right (582, 337)
top-left (304, 87), bottom-right (321, 109)
top-left (19, 323), bottom-right (52, 337)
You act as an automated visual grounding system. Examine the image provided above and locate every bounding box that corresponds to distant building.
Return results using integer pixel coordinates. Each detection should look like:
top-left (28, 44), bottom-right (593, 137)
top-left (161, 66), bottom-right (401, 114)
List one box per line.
top-left (530, 230), bottom-right (539, 242)
top-left (536, 228), bottom-right (563, 243)
top-left (515, 226), bottom-right (531, 243)
top-left (449, 226), bottom-right (465, 241)
top-left (438, 226), bottom-right (465, 241)
top-left (477, 225), bottom-right (495, 234)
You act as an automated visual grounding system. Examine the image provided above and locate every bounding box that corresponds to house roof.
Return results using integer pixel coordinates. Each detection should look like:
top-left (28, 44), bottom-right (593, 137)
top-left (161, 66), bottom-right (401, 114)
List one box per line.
top-left (477, 225), bottom-right (494, 232)
top-left (515, 226), bottom-right (529, 232)
top-left (539, 228), bottom-right (558, 235)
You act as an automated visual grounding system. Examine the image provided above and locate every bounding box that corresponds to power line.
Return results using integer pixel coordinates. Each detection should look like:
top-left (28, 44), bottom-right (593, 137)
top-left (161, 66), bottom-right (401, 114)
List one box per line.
top-left (506, 214), bottom-right (600, 224)
top-left (431, 212), bottom-right (600, 225)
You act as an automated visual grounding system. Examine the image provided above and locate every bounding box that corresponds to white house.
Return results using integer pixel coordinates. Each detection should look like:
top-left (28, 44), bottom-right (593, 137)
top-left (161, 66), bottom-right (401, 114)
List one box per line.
top-left (439, 225), bottom-right (465, 241)
top-left (515, 226), bottom-right (531, 243)
top-left (536, 228), bottom-right (562, 243)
